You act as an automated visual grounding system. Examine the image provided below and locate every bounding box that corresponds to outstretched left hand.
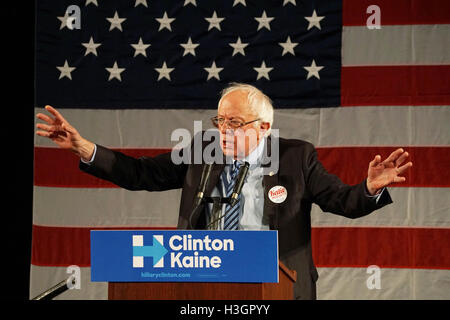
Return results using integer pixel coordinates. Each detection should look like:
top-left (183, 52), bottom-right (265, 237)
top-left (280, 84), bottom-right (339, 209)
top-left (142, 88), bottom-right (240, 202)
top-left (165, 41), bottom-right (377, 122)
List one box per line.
top-left (366, 148), bottom-right (413, 195)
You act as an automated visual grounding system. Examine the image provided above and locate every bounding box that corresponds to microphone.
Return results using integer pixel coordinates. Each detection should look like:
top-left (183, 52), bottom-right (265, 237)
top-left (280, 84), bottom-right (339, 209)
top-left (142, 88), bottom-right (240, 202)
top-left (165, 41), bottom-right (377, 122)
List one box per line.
top-left (228, 161), bottom-right (250, 208)
top-left (193, 163), bottom-right (213, 207)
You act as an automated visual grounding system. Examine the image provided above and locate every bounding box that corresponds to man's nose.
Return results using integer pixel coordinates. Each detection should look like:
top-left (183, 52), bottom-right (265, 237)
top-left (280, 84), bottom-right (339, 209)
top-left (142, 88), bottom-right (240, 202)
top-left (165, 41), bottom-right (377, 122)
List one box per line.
top-left (219, 123), bottom-right (234, 134)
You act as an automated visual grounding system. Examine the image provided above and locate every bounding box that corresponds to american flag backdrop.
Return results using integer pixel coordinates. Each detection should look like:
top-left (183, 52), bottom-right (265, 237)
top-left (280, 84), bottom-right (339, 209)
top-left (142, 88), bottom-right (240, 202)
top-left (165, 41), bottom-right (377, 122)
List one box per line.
top-left (32, 0), bottom-right (450, 299)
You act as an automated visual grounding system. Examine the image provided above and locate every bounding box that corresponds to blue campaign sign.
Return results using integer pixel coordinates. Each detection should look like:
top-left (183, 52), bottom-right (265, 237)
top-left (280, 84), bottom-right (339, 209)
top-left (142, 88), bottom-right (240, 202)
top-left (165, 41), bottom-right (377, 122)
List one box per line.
top-left (91, 230), bottom-right (278, 283)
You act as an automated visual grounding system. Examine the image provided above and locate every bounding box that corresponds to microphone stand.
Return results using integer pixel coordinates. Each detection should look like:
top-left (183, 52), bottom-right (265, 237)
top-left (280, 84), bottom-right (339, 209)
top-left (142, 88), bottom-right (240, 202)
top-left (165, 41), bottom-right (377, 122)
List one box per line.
top-left (204, 196), bottom-right (230, 230)
top-left (188, 161), bottom-right (249, 230)
top-left (188, 195), bottom-right (231, 230)
top-left (189, 162), bottom-right (250, 230)
top-left (31, 277), bottom-right (76, 300)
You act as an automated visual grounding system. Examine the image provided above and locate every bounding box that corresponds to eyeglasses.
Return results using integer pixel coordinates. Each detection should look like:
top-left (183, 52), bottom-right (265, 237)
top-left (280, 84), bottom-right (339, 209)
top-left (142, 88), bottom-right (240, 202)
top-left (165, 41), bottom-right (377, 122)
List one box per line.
top-left (211, 116), bottom-right (260, 129)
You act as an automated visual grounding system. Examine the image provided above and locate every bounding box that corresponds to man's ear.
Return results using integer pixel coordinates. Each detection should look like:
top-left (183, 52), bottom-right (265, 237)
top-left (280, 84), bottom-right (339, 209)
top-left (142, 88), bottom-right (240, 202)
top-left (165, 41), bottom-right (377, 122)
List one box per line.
top-left (260, 122), bottom-right (270, 133)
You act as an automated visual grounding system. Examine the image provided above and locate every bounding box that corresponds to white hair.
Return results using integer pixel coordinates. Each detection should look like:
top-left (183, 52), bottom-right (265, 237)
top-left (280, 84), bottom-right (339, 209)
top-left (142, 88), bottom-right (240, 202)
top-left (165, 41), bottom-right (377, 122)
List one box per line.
top-left (218, 82), bottom-right (274, 136)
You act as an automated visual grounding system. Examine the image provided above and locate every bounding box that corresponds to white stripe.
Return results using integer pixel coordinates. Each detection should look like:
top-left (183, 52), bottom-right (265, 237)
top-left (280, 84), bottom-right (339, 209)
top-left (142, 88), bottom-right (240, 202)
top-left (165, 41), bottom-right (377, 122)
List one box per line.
top-left (33, 187), bottom-right (449, 227)
top-left (29, 265), bottom-right (107, 300)
top-left (33, 187), bottom-right (180, 227)
top-left (314, 106), bottom-right (450, 147)
top-left (35, 106), bottom-right (450, 147)
top-left (34, 107), bottom-right (217, 148)
top-left (29, 265), bottom-right (450, 300)
top-left (317, 267), bottom-right (450, 299)
top-left (312, 187), bottom-right (450, 228)
top-left (342, 25), bottom-right (450, 66)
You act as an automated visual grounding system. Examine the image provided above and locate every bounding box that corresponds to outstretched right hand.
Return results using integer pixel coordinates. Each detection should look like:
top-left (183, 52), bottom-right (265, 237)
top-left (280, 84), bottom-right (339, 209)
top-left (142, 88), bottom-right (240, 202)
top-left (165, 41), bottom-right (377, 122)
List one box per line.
top-left (36, 105), bottom-right (95, 161)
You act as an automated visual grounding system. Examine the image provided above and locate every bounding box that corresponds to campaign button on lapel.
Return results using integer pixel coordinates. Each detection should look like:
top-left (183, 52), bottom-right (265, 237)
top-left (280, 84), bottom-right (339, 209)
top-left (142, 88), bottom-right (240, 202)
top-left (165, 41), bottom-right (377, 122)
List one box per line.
top-left (268, 185), bottom-right (287, 204)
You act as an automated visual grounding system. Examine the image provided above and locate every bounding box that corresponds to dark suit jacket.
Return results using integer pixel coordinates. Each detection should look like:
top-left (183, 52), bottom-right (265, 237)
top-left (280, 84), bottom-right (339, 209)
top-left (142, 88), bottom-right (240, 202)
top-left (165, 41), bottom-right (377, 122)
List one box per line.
top-left (80, 134), bottom-right (392, 300)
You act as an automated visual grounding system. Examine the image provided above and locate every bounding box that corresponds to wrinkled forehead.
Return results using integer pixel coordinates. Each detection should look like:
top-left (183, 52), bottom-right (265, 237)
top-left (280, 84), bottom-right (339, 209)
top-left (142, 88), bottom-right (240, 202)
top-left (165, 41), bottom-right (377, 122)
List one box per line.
top-left (217, 90), bottom-right (254, 119)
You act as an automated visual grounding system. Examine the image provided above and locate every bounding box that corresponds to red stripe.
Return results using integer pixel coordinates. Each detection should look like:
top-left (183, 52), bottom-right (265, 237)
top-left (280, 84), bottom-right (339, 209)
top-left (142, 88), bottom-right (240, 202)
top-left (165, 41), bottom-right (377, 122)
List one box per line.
top-left (312, 227), bottom-right (450, 270)
top-left (316, 146), bottom-right (450, 188)
top-left (341, 65), bottom-right (450, 106)
top-left (343, 0), bottom-right (450, 26)
top-left (34, 146), bottom-right (450, 188)
top-left (34, 147), bottom-right (171, 188)
top-left (31, 225), bottom-right (177, 267)
top-left (31, 225), bottom-right (450, 269)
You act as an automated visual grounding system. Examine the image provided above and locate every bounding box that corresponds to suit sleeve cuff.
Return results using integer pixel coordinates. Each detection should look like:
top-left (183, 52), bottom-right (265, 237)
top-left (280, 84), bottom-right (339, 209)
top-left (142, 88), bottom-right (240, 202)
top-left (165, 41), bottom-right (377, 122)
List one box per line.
top-left (80, 144), bottom-right (97, 165)
top-left (363, 179), bottom-right (386, 204)
top-left (364, 185), bottom-right (386, 204)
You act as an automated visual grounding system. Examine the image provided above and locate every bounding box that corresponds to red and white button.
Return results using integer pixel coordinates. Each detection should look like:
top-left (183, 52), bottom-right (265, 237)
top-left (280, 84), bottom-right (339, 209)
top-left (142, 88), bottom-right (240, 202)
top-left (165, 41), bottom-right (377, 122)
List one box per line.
top-left (268, 185), bottom-right (287, 203)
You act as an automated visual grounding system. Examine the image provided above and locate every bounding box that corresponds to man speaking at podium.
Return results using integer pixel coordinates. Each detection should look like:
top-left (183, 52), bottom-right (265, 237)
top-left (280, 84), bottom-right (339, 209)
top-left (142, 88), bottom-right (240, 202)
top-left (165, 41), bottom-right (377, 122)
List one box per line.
top-left (36, 83), bottom-right (412, 300)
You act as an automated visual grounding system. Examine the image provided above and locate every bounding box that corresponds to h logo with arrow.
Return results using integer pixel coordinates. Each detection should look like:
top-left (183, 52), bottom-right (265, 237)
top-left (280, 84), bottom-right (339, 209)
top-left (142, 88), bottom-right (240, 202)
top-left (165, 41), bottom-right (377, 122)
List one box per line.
top-left (132, 235), bottom-right (168, 268)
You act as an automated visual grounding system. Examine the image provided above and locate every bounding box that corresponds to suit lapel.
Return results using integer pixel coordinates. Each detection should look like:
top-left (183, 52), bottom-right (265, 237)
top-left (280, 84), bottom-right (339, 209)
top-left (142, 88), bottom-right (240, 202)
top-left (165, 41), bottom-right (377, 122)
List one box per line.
top-left (202, 134), bottom-right (227, 198)
top-left (205, 163), bottom-right (225, 196)
top-left (261, 135), bottom-right (280, 230)
top-left (263, 174), bottom-right (279, 230)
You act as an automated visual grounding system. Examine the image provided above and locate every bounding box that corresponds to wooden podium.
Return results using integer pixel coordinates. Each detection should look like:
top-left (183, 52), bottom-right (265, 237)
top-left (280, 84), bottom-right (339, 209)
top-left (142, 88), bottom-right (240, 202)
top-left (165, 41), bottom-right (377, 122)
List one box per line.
top-left (108, 261), bottom-right (296, 300)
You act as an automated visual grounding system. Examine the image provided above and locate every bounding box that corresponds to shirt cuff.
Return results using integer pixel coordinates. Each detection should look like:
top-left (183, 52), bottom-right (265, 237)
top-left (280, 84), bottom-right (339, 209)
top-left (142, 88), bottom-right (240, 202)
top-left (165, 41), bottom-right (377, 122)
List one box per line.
top-left (365, 186), bottom-right (386, 204)
top-left (80, 144), bottom-right (97, 165)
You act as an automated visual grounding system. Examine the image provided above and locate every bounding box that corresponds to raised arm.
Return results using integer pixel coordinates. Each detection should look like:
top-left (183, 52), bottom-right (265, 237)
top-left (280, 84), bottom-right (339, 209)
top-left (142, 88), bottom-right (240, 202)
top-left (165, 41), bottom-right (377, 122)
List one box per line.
top-left (304, 143), bottom-right (398, 219)
top-left (36, 105), bottom-right (95, 161)
top-left (36, 105), bottom-right (188, 191)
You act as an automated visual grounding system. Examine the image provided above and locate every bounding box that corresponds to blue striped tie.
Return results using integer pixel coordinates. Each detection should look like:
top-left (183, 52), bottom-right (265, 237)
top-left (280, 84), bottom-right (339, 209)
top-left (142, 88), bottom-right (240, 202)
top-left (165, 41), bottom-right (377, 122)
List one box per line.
top-left (222, 161), bottom-right (242, 230)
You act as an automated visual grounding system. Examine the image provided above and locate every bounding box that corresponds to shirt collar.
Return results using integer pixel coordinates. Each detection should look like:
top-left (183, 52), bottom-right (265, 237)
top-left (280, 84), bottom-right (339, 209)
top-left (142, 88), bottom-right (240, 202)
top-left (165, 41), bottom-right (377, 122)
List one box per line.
top-left (238, 136), bottom-right (266, 170)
